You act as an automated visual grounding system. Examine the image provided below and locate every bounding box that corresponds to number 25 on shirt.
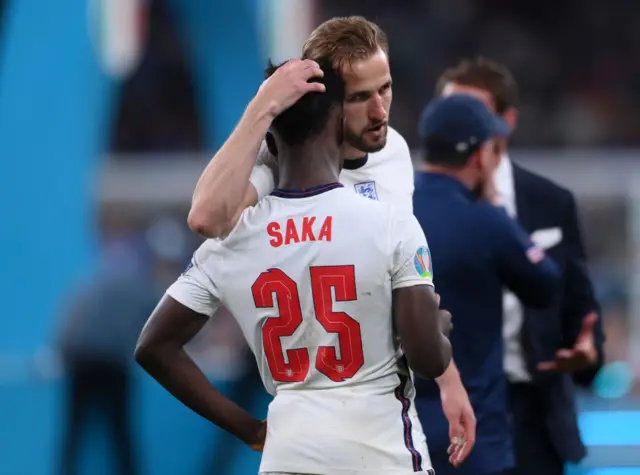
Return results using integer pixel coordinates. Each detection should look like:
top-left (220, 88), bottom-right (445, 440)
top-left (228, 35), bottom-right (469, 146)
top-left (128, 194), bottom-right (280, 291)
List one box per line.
top-left (251, 265), bottom-right (364, 383)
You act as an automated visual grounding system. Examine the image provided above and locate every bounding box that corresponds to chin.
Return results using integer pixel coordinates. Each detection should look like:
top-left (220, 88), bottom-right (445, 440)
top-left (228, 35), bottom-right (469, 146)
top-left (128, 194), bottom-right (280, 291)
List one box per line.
top-left (363, 137), bottom-right (387, 153)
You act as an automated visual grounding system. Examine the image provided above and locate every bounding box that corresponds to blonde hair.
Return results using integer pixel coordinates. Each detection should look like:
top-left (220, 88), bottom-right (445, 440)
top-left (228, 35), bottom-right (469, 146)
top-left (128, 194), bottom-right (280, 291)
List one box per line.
top-left (302, 16), bottom-right (389, 68)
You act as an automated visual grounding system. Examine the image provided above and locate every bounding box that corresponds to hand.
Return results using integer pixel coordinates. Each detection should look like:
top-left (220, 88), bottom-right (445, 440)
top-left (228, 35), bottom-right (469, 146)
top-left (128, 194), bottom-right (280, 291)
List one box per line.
top-left (249, 420), bottom-right (267, 452)
top-left (440, 380), bottom-right (476, 467)
top-left (537, 312), bottom-right (599, 373)
top-left (479, 170), bottom-right (500, 206)
top-left (253, 59), bottom-right (326, 118)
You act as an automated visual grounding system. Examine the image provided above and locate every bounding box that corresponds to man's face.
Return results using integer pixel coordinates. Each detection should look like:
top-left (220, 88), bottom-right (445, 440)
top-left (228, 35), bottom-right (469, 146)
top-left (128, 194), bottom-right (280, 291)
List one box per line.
top-left (340, 48), bottom-right (392, 154)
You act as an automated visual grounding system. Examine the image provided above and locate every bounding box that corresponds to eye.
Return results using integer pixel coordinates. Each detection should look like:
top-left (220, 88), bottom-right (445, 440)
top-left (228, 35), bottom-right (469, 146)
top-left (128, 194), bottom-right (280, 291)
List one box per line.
top-left (348, 93), bottom-right (369, 103)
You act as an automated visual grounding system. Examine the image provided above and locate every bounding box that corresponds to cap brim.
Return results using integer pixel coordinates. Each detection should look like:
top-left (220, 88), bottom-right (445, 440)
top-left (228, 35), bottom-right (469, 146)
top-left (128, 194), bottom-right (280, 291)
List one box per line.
top-left (491, 115), bottom-right (510, 137)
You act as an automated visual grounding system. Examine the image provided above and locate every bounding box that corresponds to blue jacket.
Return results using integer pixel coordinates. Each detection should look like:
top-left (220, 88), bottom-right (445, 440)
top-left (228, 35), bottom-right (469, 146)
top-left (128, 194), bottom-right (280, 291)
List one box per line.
top-left (412, 172), bottom-right (561, 475)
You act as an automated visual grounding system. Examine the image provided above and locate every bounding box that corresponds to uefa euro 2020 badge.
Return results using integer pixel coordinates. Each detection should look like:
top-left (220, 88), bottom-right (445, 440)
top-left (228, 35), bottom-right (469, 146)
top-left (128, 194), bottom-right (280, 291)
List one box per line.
top-left (354, 181), bottom-right (379, 201)
top-left (414, 246), bottom-right (433, 279)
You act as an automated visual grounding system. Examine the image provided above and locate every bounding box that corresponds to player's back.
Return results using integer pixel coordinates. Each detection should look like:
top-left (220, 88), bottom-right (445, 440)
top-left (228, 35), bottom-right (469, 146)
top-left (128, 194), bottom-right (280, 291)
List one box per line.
top-left (211, 183), bottom-right (430, 474)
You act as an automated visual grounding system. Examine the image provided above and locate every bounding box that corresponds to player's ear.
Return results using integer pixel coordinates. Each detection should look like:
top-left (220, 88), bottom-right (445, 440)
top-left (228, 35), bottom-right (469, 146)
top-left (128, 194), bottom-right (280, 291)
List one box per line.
top-left (468, 148), bottom-right (484, 172)
top-left (502, 107), bottom-right (518, 132)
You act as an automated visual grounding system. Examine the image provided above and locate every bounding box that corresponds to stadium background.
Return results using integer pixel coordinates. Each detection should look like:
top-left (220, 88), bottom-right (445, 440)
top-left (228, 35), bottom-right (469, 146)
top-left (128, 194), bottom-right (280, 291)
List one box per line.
top-left (1, 0), bottom-right (639, 474)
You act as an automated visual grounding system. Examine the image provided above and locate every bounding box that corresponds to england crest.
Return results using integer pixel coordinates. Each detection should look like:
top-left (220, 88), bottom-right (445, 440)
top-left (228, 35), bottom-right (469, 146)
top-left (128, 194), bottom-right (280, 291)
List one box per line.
top-left (354, 181), bottom-right (379, 200)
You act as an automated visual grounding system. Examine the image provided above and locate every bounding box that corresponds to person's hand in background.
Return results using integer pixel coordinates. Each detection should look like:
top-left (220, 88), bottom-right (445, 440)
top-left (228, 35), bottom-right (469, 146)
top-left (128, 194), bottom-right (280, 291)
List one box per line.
top-left (537, 312), bottom-right (598, 372)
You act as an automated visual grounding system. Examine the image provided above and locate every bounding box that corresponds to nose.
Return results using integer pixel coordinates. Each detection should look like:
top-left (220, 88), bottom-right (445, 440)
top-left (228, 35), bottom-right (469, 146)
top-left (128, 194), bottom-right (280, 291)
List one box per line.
top-left (368, 94), bottom-right (386, 121)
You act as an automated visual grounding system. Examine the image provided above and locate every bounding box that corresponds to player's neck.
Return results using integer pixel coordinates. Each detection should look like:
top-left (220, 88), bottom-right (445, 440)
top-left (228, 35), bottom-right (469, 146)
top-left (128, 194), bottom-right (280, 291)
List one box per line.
top-left (277, 145), bottom-right (341, 191)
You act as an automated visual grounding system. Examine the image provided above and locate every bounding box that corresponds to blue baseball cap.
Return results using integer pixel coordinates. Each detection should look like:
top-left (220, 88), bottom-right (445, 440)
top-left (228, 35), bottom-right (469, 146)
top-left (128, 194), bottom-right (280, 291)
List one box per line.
top-left (418, 94), bottom-right (509, 157)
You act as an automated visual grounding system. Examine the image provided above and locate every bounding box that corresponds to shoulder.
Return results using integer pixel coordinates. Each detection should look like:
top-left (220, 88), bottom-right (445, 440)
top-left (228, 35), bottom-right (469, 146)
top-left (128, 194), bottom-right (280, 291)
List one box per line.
top-left (216, 197), bottom-right (275, 244)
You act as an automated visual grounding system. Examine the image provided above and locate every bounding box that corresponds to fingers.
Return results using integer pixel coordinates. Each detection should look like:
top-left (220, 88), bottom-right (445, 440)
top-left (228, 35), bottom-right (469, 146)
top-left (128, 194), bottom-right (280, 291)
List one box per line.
top-left (304, 82), bottom-right (326, 94)
top-left (284, 58), bottom-right (324, 81)
top-left (556, 348), bottom-right (575, 359)
top-left (435, 293), bottom-right (441, 306)
top-left (249, 442), bottom-right (264, 452)
top-left (279, 58), bottom-right (326, 95)
top-left (447, 419), bottom-right (464, 465)
top-left (537, 360), bottom-right (559, 371)
top-left (452, 440), bottom-right (473, 467)
top-left (447, 410), bottom-right (476, 467)
top-left (577, 312), bottom-right (598, 339)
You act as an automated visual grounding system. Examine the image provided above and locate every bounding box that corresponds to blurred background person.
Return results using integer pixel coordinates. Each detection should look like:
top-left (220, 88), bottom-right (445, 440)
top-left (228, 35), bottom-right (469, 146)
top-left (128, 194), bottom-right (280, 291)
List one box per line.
top-left (56, 219), bottom-right (187, 475)
top-left (56, 237), bottom-right (150, 475)
top-left (2, 1), bottom-right (640, 474)
top-left (436, 57), bottom-right (605, 475)
top-left (413, 94), bottom-right (561, 475)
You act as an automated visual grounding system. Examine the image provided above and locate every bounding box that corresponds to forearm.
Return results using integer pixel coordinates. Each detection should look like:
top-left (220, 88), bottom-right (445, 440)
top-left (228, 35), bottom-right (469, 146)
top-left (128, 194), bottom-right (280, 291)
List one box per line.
top-left (436, 359), bottom-right (466, 393)
top-left (410, 334), bottom-right (452, 379)
top-left (188, 100), bottom-right (274, 237)
top-left (136, 346), bottom-right (262, 445)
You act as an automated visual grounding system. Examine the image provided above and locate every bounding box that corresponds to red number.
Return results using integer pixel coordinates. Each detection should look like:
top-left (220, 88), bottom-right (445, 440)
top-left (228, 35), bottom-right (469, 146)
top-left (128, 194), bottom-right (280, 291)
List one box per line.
top-left (251, 265), bottom-right (364, 383)
top-left (252, 269), bottom-right (310, 382)
top-left (311, 266), bottom-right (363, 382)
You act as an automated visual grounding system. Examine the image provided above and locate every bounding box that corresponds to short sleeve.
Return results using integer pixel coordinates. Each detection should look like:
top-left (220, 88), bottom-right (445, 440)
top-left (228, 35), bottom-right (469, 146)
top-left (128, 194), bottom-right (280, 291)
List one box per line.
top-left (249, 141), bottom-right (277, 200)
top-left (166, 246), bottom-right (222, 317)
top-left (390, 212), bottom-right (435, 290)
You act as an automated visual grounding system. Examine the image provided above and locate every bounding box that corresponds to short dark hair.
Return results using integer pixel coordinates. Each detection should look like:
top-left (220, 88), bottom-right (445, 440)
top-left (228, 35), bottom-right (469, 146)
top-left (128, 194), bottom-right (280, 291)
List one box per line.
top-left (422, 136), bottom-right (478, 168)
top-left (266, 59), bottom-right (345, 146)
top-left (436, 57), bottom-right (518, 114)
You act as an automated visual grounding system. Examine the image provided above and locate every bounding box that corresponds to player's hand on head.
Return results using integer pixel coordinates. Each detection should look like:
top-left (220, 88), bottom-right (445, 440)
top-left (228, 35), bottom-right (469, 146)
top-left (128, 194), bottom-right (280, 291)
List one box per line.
top-left (257, 58), bottom-right (326, 117)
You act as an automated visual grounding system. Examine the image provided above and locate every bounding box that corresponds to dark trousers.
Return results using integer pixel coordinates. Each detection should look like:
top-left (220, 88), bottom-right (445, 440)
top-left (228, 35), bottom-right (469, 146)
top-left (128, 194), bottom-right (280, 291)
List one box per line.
top-left (509, 383), bottom-right (564, 475)
top-left (59, 358), bottom-right (138, 475)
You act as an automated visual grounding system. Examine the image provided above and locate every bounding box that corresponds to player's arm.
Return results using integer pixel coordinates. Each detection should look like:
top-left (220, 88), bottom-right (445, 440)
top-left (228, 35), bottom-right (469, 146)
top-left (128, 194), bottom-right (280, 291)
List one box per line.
top-left (134, 254), bottom-right (265, 449)
top-left (391, 214), bottom-right (452, 379)
top-left (187, 59), bottom-right (325, 238)
top-left (491, 208), bottom-right (562, 308)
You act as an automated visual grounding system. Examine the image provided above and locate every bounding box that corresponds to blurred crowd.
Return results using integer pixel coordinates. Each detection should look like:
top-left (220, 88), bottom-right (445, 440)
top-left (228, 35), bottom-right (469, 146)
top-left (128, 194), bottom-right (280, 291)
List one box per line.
top-left (111, 0), bottom-right (640, 154)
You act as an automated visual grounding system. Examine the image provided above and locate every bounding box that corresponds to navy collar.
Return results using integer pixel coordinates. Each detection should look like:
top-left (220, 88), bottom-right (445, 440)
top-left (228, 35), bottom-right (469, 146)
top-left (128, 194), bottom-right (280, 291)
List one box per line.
top-left (271, 182), bottom-right (343, 199)
top-left (342, 154), bottom-right (368, 170)
top-left (416, 171), bottom-right (477, 201)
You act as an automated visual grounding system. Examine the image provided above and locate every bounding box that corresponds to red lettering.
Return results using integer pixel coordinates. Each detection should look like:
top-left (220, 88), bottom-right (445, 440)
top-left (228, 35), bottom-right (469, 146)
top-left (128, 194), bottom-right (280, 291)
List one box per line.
top-left (285, 218), bottom-right (300, 245)
top-left (317, 216), bottom-right (332, 242)
top-left (269, 216), bottom-right (332, 247)
top-left (301, 216), bottom-right (317, 242)
top-left (267, 222), bottom-right (282, 247)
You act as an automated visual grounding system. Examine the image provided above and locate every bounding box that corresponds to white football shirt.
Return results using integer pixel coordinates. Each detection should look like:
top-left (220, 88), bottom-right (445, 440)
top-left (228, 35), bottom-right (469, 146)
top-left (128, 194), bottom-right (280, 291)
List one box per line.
top-left (167, 184), bottom-right (435, 475)
top-left (250, 126), bottom-right (415, 214)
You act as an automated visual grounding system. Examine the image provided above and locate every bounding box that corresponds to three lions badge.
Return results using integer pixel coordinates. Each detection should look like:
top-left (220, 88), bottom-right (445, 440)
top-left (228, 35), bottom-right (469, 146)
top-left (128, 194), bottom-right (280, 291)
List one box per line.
top-left (354, 181), bottom-right (379, 201)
